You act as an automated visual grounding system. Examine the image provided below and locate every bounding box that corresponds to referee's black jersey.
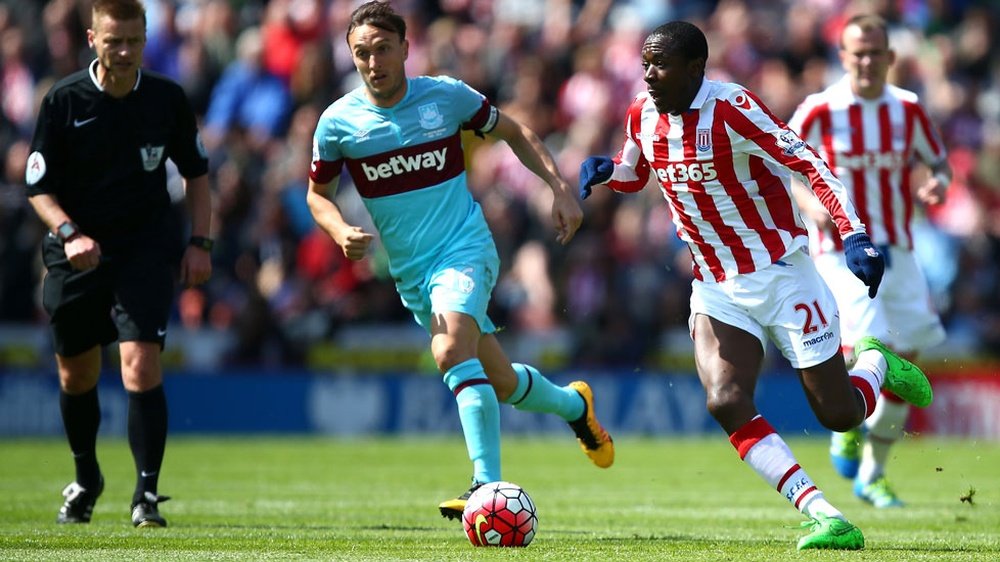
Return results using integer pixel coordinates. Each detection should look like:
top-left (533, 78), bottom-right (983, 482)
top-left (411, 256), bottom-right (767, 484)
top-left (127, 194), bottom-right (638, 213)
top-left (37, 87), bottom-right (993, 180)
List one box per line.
top-left (25, 59), bottom-right (209, 245)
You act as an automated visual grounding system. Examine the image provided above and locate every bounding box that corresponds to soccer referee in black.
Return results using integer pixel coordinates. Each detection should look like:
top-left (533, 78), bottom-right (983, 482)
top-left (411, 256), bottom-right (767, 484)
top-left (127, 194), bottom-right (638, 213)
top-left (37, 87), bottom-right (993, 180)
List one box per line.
top-left (24, 0), bottom-right (212, 528)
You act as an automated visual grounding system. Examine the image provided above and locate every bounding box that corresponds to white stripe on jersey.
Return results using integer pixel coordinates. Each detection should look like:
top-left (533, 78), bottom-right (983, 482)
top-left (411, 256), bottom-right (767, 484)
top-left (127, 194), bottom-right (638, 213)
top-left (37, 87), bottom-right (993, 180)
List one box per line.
top-left (605, 79), bottom-right (865, 282)
top-left (789, 76), bottom-right (947, 253)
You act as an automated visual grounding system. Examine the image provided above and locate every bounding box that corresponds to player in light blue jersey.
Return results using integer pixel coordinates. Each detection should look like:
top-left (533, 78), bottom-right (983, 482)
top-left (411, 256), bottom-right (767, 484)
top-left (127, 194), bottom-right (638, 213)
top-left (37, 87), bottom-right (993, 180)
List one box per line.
top-left (306, 1), bottom-right (614, 520)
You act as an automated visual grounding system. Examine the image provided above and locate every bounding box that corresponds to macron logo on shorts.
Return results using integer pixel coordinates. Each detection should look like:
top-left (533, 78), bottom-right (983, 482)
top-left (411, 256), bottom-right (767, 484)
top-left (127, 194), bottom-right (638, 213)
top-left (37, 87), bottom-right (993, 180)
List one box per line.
top-left (361, 148), bottom-right (448, 181)
top-left (802, 330), bottom-right (835, 347)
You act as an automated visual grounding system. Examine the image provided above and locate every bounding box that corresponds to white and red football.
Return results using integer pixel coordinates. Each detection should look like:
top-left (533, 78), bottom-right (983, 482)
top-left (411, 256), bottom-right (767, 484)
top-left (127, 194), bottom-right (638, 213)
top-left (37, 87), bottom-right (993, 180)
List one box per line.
top-left (462, 481), bottom-right (537, 547)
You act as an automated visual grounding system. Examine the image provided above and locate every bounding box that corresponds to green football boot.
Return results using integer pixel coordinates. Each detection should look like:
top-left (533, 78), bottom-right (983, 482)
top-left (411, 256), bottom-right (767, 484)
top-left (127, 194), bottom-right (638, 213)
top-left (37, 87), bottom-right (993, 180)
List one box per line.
top-left (855, 336), bottom-right (933, 408)
top-left (797, 514), bottom-right (865, 550)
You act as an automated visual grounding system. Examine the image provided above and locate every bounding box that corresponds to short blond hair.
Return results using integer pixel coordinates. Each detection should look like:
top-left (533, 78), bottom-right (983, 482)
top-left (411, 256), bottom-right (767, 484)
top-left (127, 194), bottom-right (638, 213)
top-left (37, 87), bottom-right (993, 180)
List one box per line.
top-left (840, 13), bottom-right (889, 49)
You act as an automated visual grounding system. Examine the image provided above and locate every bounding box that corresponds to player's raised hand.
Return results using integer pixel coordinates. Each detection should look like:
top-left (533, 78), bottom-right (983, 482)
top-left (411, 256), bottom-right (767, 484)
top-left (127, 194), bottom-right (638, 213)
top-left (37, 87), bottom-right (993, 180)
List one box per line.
top-left (551, 186), bottom-right (583, 245)
top-left (336, 226), bottom-right (374, 261)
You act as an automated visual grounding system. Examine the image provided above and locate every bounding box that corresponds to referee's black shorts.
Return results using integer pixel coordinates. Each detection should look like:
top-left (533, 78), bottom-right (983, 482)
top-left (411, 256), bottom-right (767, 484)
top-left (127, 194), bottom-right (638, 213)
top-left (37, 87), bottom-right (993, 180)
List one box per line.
top-left (41, 235), bottom-right (178, 358)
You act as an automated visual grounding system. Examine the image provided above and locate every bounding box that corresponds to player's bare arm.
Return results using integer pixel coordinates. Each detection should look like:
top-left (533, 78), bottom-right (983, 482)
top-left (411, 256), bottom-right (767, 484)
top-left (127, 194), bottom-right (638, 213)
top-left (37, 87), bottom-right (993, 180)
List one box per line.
top-left (916, 160), bottom-right (952, 206)
top-left (26, 192), bottom-right (102, 270)
top-left (488, 112), bottom-right (583, 245)
top-left (306, 177), bottom-right (373, 261)
top-left (790, 179), bottom-right (834, 230)
top-left (180, 174), bottom-right (213, 287)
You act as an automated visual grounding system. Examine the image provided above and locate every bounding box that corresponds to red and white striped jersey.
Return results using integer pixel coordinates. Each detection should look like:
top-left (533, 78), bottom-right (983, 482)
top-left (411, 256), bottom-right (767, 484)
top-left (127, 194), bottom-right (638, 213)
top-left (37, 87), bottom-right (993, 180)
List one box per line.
top-left (788, 75), bottom-right (947, 253)
top-left (603, 78), bottom-right (865, 283)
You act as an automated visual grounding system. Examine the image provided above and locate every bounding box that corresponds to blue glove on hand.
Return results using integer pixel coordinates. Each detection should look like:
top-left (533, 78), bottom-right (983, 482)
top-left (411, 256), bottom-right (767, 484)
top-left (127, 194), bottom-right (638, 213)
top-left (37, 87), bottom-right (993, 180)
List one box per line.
top-left (844, 233), bottom-right (885, 298)
top-left (579, 156), bottom-right (614, 200)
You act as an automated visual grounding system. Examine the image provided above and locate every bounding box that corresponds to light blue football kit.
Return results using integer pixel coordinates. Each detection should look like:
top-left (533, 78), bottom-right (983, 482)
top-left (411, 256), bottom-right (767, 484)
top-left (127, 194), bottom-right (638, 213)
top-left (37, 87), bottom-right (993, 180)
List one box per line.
top-left (312, 76), bottom-right (499, 332)
top-left (311, 76), bottom-right (583, 484)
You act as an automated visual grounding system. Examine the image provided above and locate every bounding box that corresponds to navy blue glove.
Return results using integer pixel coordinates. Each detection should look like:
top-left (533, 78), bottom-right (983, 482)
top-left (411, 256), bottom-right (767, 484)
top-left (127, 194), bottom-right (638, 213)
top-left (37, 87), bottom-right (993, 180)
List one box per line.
top-left (844, 233), bottom-right (885, 298)
top-left (579, 156), bottom-right (614, 200)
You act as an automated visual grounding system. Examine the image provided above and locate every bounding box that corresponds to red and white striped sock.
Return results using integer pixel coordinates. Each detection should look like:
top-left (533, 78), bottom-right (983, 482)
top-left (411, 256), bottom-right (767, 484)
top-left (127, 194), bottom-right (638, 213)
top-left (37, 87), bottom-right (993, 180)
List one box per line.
top-left (849, 350), bottom-right (888, 418)
top-left (729, 415), bottom-right (843, 520)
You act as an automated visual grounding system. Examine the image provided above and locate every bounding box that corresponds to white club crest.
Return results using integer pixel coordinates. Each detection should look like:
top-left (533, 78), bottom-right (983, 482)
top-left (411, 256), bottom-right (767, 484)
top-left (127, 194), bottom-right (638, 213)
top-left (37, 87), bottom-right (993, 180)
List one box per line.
top-left (696, 128), bottom-right (712, 152)
top-left (418, 103), bottom-right (443, 129)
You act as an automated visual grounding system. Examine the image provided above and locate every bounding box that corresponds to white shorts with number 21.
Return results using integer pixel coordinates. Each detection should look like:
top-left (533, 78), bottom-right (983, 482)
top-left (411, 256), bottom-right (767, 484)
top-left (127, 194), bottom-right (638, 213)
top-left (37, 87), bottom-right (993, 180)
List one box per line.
top-left (689, 247), bottom-right (841, 369)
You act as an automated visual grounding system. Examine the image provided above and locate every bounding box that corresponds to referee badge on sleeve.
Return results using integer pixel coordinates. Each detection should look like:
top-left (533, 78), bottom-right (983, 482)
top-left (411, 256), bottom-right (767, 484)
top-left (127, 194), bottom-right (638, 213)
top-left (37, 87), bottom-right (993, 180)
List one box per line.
top-left (25, 151), bottom-right (46, 185)
top-left (140, 144), bottom-right (165, 171)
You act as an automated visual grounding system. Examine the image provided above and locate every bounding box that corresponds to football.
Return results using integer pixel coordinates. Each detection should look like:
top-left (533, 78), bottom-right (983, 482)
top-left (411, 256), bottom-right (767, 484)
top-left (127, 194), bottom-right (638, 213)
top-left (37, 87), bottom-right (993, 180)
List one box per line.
top-left (462, 481), bottom-right (537, 547)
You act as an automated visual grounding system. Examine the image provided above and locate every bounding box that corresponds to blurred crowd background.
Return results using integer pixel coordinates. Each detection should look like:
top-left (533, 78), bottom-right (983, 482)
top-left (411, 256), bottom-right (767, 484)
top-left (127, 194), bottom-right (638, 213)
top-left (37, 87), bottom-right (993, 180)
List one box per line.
top-left (1, 0), bottom-right (998, 371)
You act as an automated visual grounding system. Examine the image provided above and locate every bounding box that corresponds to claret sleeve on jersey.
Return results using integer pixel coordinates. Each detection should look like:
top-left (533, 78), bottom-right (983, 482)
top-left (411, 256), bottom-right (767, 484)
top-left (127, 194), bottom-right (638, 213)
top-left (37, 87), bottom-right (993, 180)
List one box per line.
top-left (309, 110), bottom-right (344, 185)
top-left (462, 98), bottom-right (499, 137)
top-left (723, 88), bottom-right (865, 239)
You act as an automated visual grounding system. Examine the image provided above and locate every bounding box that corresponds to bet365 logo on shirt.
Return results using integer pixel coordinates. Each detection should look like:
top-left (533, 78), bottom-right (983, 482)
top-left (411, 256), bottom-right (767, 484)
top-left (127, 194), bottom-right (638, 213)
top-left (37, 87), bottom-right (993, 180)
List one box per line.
top-left (655, 162), bottom-right (718, 183)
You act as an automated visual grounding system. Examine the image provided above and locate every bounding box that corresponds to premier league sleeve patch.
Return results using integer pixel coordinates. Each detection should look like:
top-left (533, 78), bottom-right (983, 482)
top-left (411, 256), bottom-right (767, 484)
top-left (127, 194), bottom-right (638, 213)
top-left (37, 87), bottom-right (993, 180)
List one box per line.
top-left (25, 151), bottom-right (46, 185)
top-left (140, 144), bottom-right (165, 171)
top-left (777, 130), bottom-right (806, 157)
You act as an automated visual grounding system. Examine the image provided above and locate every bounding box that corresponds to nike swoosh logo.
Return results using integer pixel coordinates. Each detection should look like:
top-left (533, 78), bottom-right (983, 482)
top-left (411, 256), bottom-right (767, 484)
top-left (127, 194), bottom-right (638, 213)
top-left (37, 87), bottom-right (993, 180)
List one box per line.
top-left (156, 328), bottom-right (167, 337)
top-left (140, 470), bottom-right (158, 478)
top-left (474, 513), bottom-right (489, 545)
top-left (74, 116), bottom-right (97, 128)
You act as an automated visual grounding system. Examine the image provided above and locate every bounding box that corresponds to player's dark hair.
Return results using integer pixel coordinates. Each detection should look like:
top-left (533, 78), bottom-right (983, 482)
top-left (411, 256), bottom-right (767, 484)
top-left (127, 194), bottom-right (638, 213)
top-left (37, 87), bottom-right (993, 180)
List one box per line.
top-left (91, 0), bottom-right (146, 26)
top-left (841, 14), bottom-right (890, 49)
top-left (646, 21), bottom-right (708, 62)
top-left (347, 1), bottom-right (407, 44)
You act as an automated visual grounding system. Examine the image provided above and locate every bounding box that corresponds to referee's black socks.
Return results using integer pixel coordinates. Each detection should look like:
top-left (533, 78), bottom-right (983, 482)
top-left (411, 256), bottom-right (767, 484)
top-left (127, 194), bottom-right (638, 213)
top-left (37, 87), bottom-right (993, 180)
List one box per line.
top-left (127, 385), bottom-right (168, 504)
top-left (60, 386), bottom-right (102, 489)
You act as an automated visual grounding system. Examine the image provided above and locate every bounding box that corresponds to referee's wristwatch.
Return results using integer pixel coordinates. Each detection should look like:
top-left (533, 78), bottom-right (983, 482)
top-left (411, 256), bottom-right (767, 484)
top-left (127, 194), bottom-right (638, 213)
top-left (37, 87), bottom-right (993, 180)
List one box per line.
top-left (55, 220), bottom-right (80, 244)
top-left (189, 235), bottom-right (214, 252)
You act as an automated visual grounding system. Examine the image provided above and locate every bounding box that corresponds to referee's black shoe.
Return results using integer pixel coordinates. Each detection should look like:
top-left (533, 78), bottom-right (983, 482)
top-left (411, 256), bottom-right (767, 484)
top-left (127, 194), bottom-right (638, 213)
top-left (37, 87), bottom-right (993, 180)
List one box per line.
top-left (131, 491), bottom-right (171, 528)
top-left (56, 476), bottom-right (104, 523)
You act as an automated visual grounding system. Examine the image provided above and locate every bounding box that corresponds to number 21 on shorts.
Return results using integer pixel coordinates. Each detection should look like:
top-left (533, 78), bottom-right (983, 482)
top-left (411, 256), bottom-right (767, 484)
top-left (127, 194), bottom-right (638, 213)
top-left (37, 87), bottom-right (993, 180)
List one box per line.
top-left (795, 300), bottom-right (829, 335)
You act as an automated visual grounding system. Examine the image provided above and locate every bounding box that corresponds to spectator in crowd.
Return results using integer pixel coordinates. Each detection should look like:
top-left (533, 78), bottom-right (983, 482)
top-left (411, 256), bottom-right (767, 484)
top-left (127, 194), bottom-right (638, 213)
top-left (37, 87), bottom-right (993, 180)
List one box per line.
top-left (202, 25), bottom-right (293, 154)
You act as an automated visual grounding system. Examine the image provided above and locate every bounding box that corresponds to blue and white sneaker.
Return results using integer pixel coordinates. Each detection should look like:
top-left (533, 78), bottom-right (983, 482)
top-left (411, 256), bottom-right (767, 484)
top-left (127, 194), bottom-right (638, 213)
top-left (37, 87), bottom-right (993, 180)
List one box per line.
top-left (829, 428), bottom-right (862, 479)
top-left (854, 476), bottom-right (904, 508)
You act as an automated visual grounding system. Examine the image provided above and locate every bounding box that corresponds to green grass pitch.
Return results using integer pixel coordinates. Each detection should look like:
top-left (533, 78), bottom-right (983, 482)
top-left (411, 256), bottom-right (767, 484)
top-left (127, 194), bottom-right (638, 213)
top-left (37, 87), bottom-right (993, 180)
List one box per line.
top-left (1, 435), bottom-right (998, 561)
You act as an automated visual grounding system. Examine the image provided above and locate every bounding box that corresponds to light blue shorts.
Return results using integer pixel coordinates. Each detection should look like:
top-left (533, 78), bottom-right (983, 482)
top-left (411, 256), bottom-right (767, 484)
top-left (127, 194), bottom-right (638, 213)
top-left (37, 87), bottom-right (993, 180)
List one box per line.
top-left (397, 243), bottom-right (499, 335)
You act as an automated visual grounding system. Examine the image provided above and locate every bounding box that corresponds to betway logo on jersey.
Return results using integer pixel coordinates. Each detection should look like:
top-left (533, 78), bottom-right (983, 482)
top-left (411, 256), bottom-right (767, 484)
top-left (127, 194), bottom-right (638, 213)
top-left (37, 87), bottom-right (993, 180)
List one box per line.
top-left (361, 148), bottom-right (448, 180)
top-left (346, 133), bottom-right (465, 199)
